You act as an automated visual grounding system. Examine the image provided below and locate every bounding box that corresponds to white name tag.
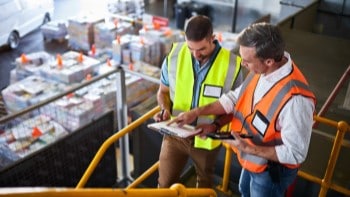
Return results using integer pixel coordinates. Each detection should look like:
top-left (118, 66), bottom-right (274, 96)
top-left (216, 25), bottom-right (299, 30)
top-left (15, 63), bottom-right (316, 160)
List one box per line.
top-left (252, 111), bottom-right (269, 136)
top-left (203, 85), bottom-right (222, 98)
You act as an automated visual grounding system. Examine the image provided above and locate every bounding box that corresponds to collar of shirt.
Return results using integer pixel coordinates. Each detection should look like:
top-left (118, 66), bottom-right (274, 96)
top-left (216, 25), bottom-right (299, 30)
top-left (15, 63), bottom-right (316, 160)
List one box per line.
top-left (261, 51), bottom-right (292, 83)
top-left (254, 52), bottom-right (292, 105)
top-left (191, 40), bottom-right (221, 108)
top-left (193, 40), bottom-right (221, 73)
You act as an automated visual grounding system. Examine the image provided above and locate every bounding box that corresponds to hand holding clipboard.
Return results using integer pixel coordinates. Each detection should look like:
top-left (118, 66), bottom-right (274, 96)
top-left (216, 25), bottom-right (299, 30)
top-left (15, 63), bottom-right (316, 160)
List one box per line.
top-left (147, 121), bottom-right (202, 138)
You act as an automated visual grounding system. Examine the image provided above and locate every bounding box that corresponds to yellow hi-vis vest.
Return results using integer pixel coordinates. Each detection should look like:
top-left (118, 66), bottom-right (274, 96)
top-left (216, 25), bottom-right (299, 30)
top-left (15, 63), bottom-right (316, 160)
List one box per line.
top-left (167, 42), bottom-right (241, 150)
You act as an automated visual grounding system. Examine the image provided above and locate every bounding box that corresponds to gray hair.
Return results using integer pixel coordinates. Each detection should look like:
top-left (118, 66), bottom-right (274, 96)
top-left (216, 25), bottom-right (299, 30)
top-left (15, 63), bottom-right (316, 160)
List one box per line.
top-left (237, 22), bottom-right (285, 62)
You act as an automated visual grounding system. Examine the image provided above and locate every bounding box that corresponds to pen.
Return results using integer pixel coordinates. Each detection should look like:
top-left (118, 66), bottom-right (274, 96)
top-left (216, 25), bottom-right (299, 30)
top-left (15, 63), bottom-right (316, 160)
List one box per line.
top-left (160, 109), bottom-right (165, 120)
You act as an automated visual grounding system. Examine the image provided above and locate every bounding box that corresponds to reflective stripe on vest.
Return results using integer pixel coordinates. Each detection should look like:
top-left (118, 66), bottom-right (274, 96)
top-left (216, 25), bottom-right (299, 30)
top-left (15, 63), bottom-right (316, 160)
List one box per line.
top-left (231, 63), bottom-right (316, 172)
top-left (167, 42), bottom-right (241, 150)
top-left (168, 43), bottom-right (182, 101)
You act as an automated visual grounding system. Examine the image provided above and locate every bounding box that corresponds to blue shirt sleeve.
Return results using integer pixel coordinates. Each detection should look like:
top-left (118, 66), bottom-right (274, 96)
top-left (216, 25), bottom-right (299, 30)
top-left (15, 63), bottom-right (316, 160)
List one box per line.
top-left (160, 58), bottom-right (169, 86)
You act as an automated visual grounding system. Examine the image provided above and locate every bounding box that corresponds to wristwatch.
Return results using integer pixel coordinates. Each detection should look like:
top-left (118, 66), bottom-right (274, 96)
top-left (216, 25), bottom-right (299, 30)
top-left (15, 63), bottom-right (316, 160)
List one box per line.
top-left (212, 120), bottom-right (221, 131)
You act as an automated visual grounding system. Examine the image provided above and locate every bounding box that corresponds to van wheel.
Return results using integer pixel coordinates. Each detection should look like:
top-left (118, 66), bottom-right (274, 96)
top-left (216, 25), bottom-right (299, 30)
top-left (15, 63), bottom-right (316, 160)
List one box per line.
top-left (7, 31), bottom-right (20, 49)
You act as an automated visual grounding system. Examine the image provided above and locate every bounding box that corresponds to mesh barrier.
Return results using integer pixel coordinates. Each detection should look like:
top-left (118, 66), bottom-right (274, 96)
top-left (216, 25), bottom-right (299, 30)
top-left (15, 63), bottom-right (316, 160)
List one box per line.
top-left (0, 111), bottom-right (116, 187)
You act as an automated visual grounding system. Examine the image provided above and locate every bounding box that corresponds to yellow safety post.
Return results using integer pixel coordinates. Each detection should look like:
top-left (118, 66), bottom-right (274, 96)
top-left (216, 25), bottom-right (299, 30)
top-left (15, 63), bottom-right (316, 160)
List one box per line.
top-left (319, 120), bottom-right (349, 196)
top-left (216, 143), bottom-right (233, 196)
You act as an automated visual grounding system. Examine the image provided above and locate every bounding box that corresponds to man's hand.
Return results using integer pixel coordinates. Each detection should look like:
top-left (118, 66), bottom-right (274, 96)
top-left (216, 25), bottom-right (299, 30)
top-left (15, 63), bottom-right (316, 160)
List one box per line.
top-left (196, 124), bottom-right (218, 139)
top-left (222, 132), bottom-right (248, 151)
top-left (153, 109), bottom-right (170, 122)
top-left (222, 132), bottom-right (279, 162)
top-left (167, 109), bottom-right (198, 127)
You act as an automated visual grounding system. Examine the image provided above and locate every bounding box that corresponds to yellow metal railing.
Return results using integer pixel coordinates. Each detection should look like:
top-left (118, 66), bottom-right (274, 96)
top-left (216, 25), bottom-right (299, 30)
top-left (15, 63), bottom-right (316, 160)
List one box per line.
top-left (126, 161), bottom-right (159, 189)
top-left (216, 115), bottom-right (350, 197)
top-left (1, 106), bottom-right (348, 197)
top-left (75, 105), bottom-right (349, 197)
top-left (302, 116), bottom-right (350, 196)
top-left (215, 143), bottom-right (233, 196)
top-left (0, 183), bottom-right (217, 197)
top-left (76, 106), bottom-right (161, 188)
top-left (75, 105), bottom-right (217, 196)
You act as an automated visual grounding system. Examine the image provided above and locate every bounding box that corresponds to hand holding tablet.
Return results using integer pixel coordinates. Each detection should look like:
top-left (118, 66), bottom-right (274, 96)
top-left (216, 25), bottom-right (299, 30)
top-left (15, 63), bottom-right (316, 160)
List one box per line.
top-left (206, 132), bottom-right (253, 140)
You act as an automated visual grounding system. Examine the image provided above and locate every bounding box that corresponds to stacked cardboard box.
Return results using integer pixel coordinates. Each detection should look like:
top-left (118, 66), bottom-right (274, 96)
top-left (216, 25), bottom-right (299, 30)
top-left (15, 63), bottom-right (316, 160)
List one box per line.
top-left (96, 59), bottom-right (118, 75)
top-left (111, 34), bottom-right (139, 64)
top-left (124, 75), bottom-right (159, 108)
top-left (112, 26), bottom-right (184, 67)
top-left (39, 51), bottom-right (101, 84)
top-left (1, 76), bottom-right (65, 113)
top-left (107, 0), bottom-right (145, 20)
top-left (79, 77), bottom-right (117, 113)
top-left (94, 21), bottom-right (133, 49)
top-left (67, 15), bottom-right (104, 51)
top-left (38, 72), bottom-right (157, 131)
top-left (0, 114), bottom-right (68, 161)
top-left (131, 61), bottom-right (161, 78)
top-left (41, 95), bottom-right (95, 131)
top-left (41, 20), bottom-right (68, 42)
top-left (11, 52), bottom-right (52, 83)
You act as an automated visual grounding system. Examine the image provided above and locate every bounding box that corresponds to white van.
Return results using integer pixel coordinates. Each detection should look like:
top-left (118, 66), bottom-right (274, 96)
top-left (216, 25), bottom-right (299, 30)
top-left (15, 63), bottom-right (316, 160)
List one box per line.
top-left (0, 0), bottom-right (54, 49)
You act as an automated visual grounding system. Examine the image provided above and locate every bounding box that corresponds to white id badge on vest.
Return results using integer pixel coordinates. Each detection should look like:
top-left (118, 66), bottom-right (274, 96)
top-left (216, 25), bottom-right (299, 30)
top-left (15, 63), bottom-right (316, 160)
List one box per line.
top-left (203, 84), bottom-right (222, 98)
top-left (252, 110), bottom-right (269, 136)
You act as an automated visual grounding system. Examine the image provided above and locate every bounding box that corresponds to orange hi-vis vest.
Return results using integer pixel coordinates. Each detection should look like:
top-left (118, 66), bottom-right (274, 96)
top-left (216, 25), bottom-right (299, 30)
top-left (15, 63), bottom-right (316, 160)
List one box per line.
top-left (231, 63), bottom-right (316, 173)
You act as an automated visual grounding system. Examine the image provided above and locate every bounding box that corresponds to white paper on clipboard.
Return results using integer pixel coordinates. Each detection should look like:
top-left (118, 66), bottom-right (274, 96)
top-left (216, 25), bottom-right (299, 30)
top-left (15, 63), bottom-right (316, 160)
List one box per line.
top-left (147, 121), bottom-right (202, 138)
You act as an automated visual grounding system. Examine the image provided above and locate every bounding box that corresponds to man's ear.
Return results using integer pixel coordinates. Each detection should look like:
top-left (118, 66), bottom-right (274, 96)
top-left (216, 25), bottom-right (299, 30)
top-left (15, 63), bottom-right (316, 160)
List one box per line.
top-left (206, 35), bottom-right (215, 43)
top-left (264, 58), bottom-right (274, 66)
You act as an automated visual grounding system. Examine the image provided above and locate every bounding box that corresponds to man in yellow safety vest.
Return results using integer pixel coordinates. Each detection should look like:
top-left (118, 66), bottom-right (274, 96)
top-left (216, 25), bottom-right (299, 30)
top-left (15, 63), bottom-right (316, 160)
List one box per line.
top-left (154, 15), bottom-right (243, 188)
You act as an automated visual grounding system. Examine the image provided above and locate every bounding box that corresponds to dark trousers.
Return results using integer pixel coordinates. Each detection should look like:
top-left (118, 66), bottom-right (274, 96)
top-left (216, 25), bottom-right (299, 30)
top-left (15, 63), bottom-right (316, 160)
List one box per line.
top-left (158, 135), bottom-right (221, 188)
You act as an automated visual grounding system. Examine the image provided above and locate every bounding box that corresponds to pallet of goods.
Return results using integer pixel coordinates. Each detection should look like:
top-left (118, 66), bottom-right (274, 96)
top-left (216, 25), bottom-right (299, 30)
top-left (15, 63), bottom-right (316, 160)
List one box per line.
top-left (67, 15), bottom-right (104, 52)
top-left (11, 52), bottom-right (52, 83)
top-left (41, 20), bottom-right (68, 42)
top-left (0, 114), bottom-right (68, 169)
top-left (39, 51), bottom-right (101, 84)
top-left (94, 21), bottom-right (133, 49)
top-left (1, 75), bottom-right (65, 113)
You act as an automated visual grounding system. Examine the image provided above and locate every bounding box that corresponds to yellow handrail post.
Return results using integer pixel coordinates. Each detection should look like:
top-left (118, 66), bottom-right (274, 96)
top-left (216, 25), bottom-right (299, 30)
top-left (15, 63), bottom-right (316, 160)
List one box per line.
top-left (319, 120), bottom-right (349, 196)
top-left (127, 161), bottom-right (160, 189)
top-left (73, 107), bottom-right (350, 196)
top-left (0, 185), bottom-right (218, 197)
top-left (216, 143), bottom-right (233, 195)
top-left (170, 183), bottom-right (217, 197)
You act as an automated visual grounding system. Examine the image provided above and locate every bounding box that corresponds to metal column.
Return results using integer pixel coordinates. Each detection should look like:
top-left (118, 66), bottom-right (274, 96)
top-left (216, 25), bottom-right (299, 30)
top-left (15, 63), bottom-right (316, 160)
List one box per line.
top-left (232, 0), bottom-right (238, 32)
top-left (115, 67), bottom-right (133, 186)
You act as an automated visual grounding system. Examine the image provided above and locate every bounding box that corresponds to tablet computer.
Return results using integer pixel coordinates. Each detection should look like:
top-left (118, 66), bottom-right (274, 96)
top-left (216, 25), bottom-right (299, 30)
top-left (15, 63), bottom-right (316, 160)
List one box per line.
top-left (206, 132), bottom-right (235, 140)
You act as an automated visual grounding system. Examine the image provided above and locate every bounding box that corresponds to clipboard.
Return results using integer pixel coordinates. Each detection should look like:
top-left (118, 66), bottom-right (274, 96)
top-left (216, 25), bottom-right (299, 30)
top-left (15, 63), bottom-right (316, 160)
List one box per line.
top-left (147, 121), bottom-right (202, 138)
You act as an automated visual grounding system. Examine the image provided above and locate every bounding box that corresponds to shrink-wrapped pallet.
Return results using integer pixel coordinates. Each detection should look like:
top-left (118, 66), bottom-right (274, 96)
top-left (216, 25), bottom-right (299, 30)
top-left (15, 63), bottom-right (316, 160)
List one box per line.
top-left (67, 15), bottom-right (104, 51)
top-left (39, 51), bottom-right (100, 84)
top-left (41, 20), bottom-right (68, 42)
top-left (11, 52), bottom-right (52, 82)
top-left (0, 114), bottom-right (68, 161)
top-left (1, 76), bottom-right (64, 113)
top-left (94, 21), bottom-right (133, 49)
top-left (41, 96), bottom-right (94, 131)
